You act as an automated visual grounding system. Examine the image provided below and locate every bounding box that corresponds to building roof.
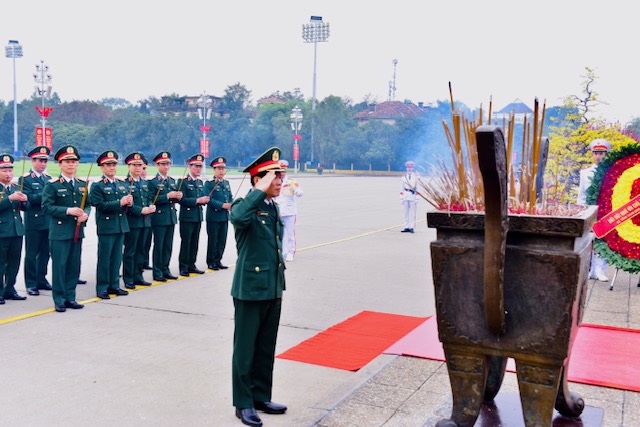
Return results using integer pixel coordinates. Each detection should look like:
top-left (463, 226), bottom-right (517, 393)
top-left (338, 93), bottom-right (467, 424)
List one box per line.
top-left (354, 101), bottom-right (425, 120)
top-left (257, 97), bottom-right (286, 104)
top-left (495, 98), bottom-right (533, 115)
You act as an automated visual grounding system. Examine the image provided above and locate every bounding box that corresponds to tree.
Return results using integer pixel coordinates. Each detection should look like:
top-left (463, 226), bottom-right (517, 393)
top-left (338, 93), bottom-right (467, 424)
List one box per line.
top-left (562, 67), bottom-right (607, 125)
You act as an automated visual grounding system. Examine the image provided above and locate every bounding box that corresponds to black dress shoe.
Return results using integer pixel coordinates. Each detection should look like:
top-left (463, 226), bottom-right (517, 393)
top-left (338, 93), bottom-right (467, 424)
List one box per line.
top-left (0, 297), bottom-right (5, 305)
top-left (37, 283), bottom-right (53, 291)
top-left (409, 228), bottom-right (415, 233)
top-left (108, 288), bottom-right (129, 296)
top-left (235, 408), bottom-right (262, 427)
top-left (164, 274), bottom-right (178, 280)
top-left (77, 279), bottom-right (87, 285)
top-left (125, 283), bottom-right (136, 290)
top-left (253, 401), bottom-right (287, 414)
top-left (135, 280), bottom-right (152, 286)
top-left (27, 288), bottom-right (40, 296)
top-left (143, 265), bottom-right (153, 270)
top-left (96, 291), bottom-right (111, 300)
top-left (208, 264), bottom-right (220, 271)
top-left (180, 270), bottom-right (190, 277)
top-left (9, 293), bottom-right (27, 301)
top-left (153, 276), bottom-right (167, 282)
top-left (188, 268), bottom-right (205, 274)
top-left (55, 304), bottom-right (66, 312)
top-left (400, 228), bottom-right (410, 233)
top-left (64, 301), bottom-right (84, 309)
top-left (216, 262), bottom-right (229, 269)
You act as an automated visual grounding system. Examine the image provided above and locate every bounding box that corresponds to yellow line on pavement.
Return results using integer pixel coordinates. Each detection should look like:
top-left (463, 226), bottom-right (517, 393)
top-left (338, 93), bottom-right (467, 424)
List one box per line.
top-left (0, 220), bottom-right (423, 325)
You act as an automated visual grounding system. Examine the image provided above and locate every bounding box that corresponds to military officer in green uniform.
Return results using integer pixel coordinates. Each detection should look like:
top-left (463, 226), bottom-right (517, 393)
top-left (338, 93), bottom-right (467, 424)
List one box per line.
top-left (147, 151), bottom-right (182, 282)
top-left (230, 147), bottom-right (287, 427)
top-left (42, 145), bottom-right (90, 312)
top-left (0, 154), bottom-right (28, 304)
top-left (177, 154), bottom-right (209, 276)
top-left (19, 146), bottom-right (52, 296)
top-left (204, 156), bottom-right (233, 270)
top-left (141, 160), bottom-right (153, 270)
top-left (89, 150), bottom-right (132, 299)
top-left (123, 152), bottom-right (156, 289)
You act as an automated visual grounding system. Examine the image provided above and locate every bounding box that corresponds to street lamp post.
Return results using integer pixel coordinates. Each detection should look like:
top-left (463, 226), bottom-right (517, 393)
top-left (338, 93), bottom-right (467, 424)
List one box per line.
top-left (302, 16), bottom-right (330, 165)
top-left (290, 106), bottom-right (303, 175)
top-left (5, 40), bottom-right (23, 157)
top-left (34, 60), bottom-right (53, 149)
top-left (197, 92), bottom-right (213, 177)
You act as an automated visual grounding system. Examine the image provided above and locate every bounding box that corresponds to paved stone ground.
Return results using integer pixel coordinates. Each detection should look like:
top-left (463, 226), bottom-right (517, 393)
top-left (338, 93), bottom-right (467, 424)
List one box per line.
top-left (0, 175), bottom-right (637, 426)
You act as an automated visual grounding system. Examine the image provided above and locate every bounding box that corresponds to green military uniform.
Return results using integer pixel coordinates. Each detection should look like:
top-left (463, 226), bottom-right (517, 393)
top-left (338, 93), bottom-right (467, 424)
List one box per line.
top-left (0, 154), bottom-right (28, 303)
top-left (205, 156), bottom-right (233, 270)
top-left (18, 146), bottom-right (52, 294)
top-left (177, 154), bottom-right (206, 275)
top-left (42, 145), bottom-right (91, 309)
top-left (89, 151), bottom-right (130, 298)
top-left (147, 151), bottom-right (179, 280)
top-left (123, 152), bottom-right (152, 288)
top-left (230, 147), bottom-right (286, 410)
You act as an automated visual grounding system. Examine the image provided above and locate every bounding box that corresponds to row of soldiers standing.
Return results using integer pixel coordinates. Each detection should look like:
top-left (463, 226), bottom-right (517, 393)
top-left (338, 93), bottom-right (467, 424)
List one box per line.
top-left (0, 144), bottom-right (233, 312)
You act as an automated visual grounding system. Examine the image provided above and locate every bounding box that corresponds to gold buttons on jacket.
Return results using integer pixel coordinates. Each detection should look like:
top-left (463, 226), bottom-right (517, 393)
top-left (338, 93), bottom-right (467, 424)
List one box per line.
top-left (255, 266), bottom-right (260, 272)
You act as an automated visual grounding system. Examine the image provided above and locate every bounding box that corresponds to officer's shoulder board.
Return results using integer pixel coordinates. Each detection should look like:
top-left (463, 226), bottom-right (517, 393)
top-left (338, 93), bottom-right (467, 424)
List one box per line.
top-left (49, 177), bottom-right (60, 183)
top-left (77, 178), bottom-right (86, 183)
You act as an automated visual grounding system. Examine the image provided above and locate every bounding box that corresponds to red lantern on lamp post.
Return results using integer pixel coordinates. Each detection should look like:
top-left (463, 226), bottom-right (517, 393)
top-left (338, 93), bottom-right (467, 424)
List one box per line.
top-left (290, 106), bottom-right (303, 175)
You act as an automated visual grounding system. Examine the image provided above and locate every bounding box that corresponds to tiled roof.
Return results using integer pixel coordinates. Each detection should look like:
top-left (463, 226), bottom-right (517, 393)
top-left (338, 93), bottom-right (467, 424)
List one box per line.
top-left (257, 97), bottom-right (286, 104)
top-left (355, 101), bottom-right (425, 119)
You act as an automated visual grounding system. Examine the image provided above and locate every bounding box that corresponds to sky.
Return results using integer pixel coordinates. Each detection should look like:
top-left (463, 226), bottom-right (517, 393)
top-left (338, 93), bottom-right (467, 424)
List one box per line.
top-left (0, 0), bottom-right (636, 124)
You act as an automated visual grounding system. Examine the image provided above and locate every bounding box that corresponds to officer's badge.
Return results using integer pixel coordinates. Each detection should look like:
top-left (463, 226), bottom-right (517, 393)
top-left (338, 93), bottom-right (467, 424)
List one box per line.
top-left (40, 147), bottom-right (47, 154)
top-left (135, 153), bottom-right (141, 160)
top-left (108, 152), bottom-right (114, 158)
top-left (272, 151), bottom-right (279, 161)
top-left (3, 156), bottom-right (9, 162)
top-left (162, 152), bottom-right (168, 158)
top-left (218, 157), bottom-right (223, 163)
top-left (67, 147), bottom-right (74, 154)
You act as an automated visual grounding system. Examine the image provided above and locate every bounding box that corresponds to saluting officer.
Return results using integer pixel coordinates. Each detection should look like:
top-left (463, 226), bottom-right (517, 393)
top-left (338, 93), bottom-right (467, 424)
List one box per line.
top-left (123, 152), bottom-right (156, 290)
top-left (204, 156), bottom-right (233, 270)
top-left (230, 147), bottom-right (287, 427)
top-left (177, 154), bottom-right (210, 276)
top-left (0, 154), bottom-right (28, 304)
top-left (147, 151), bottom-right (182, 282)
top-left (42, 145), bottom-right (90, 313)
top-left (89, 150), bottom-right (132, 299)
top-left (19, 146), bottom-right (52, 296)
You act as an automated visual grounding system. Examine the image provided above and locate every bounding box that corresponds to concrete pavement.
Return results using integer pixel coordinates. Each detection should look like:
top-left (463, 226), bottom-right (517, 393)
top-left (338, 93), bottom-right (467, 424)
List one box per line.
top-left (0, 175), bottom-right (637, 426)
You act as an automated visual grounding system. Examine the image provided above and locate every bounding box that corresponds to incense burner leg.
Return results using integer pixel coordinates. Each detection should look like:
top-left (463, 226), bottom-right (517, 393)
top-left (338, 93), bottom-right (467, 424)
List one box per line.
top-left (483, 355), bottom-right (507, 401)
top-left (555, 365), bottom-right (585, 417)
top-left (436, 351), bottom-right (486, 427)
top-left (515, 360), bottom-right (562, 427)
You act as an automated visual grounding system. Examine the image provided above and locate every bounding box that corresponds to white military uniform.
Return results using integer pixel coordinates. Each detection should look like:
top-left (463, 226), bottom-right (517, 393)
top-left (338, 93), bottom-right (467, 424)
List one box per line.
top-left (275, 170), bottom-right (303, 261)
top-left (400, 166), bottom-right (419, 232)
top-left (577, 139), bottom-right (610, 281)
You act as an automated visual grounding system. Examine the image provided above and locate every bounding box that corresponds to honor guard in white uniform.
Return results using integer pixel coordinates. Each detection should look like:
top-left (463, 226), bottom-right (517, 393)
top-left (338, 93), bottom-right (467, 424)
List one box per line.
top-left (274, 160), bottom-right (303, 261)
top-left (577, 138), bottom-right (611, 281)
top-left (400, 161), bottom-right (419, 233)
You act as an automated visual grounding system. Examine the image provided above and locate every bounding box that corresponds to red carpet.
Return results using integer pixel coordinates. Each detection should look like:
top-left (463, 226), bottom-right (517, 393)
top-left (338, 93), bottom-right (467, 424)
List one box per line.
top-left (277, 311), bottom-right (428, 371)
top-left (384, 317), bottom-right (640, 392)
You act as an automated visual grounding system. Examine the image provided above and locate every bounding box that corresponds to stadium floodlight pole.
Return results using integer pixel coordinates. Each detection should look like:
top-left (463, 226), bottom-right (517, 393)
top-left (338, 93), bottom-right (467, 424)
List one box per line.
top-left (290, 106), bottom-right (303, 175)
top-left (34, 60), bottom-right (53, 148)
top-left (5, 40), bottom-right (23, 157)
top-left (302, 15), bottom-right (329, 164)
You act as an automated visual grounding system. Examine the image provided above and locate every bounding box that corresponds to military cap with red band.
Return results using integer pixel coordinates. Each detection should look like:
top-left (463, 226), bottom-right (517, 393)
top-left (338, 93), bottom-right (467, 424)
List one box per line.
top-left (210, 156), bottom-right (227, 168)
top-left (187, 154), bottom-right (204, 165)
top-left (28, 146), bottom-right (50, 159)
top-left (0, 154), bottom-right (14, 168)
top-left (97, 150), bottom-right (119, 165)
top-left (54, 145), bottom-right (80, 162)
top-left (243, 147), bottom-right (285, 177)
top-left (153, 151), bottom-right (171, 163)
top-left (589, 139), bottom-right (611, 152)
top-left (125, 151), bottom-right (146, 165)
